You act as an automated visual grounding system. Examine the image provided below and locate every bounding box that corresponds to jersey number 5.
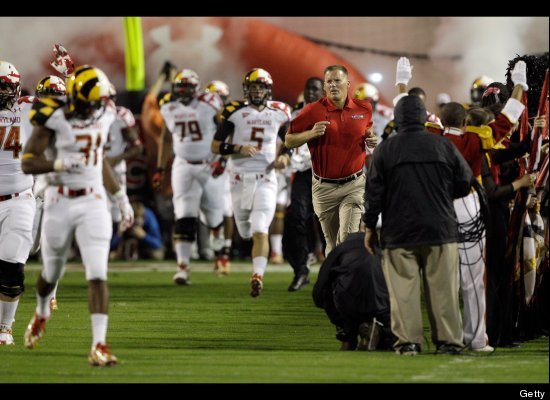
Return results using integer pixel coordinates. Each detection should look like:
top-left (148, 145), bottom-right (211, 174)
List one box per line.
top-left (250, 127), bottom-right (264, 150)
top-left (0, 126), bottom-right (22, 159)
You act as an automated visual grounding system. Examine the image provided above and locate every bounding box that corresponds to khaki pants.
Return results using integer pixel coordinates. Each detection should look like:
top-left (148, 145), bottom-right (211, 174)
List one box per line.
top-left (312, 174), bottom-right (365, 255)
top-left (382, 243), bottom-right (463, 351)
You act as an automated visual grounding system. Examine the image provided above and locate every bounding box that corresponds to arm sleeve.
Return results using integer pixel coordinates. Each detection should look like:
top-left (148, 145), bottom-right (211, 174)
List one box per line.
top-left (491, 141), bottom-right (529, 165)
top-left (481, 155), bottom-right (514, 200)
top-left (363, 149), bottom-right (385, 229)
top-left (213, 120), bottom-right (235, 142)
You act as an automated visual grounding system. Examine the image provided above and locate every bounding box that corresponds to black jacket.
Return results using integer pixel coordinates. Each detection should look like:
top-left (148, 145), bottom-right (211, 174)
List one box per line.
top-left (312, 232), bottom-right (390, 324)
top-left (363, 95), bottom-right (473, 248)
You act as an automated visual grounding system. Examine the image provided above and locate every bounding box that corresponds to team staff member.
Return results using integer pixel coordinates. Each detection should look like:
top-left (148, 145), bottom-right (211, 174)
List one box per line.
top-left (285, 65), bottom-right (377, 254)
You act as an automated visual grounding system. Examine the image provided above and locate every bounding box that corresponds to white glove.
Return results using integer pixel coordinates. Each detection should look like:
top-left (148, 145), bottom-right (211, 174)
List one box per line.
top-left (50, 44), bottom-right (75, 78)
top-left (114, 190), bottom-right (134, 232)
top-left (395, 57), bottom-right (413, 86)
top-left (53, 155), bottom-right (86, 173)
top-left (511, 60), bottom-right (528, 91)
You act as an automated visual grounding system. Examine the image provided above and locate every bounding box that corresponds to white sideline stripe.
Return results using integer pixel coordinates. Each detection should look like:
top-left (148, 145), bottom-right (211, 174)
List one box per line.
top-left (25, 261), bottom-right (321, 273)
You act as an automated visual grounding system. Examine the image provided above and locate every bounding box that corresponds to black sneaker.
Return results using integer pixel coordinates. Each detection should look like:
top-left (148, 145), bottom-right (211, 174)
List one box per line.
top-left (436, 343), bottom-right (461, 355)
top-left (396, 343), bottom-right (421, 355)
top-left (287, 273), bottom-right (310, 292)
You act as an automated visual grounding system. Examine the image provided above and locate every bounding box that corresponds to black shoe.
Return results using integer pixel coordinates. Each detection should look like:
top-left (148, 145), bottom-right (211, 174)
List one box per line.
top-left (288, 273), bottom-right (310, 292)
top-left (357, 319), bottom-right (382, 351)
top-left (499, 342), bottom-right (521, 348)
top-left (436, 343), bottom-right (462, 355)
top-left (339, 339), bottom-right (358, 351)
top-left (396, 343), bottom-right (421, 355)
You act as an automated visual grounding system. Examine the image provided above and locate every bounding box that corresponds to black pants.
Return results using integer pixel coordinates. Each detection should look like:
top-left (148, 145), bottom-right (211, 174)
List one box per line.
top-left (283, 169), bottom-right (314, 276)
top-left (485, 202), bottom-right (516, 347)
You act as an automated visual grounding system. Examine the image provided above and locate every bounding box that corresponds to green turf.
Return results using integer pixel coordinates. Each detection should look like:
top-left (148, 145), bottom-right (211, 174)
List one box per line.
top-left (1, 263), bottom-right (548, 383)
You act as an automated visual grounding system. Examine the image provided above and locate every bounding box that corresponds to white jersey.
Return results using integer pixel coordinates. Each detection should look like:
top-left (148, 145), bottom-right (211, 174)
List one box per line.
top-left (105, 104), bottom-right (135, 161)
top-left (224, 100), bottom-right (291, 174)
top-left (160, 92), bottom-right (223, 162)
top-left (30, 98), bottom-right (115, 188)
top-left (289, 105), bottom-right (312, 173)
top-left (0, 97), bottom-right (34, 195)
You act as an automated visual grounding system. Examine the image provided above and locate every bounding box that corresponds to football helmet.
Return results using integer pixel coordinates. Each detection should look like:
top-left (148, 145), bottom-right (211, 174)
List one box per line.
top-left (205, 80), bottom-right (230, 104)
top-left (108, 82), bottom-right (117, 101)
top-left (172, 69), bottom-right (200, 104)
top-left (0, 61), bottom-right (21, 109)
top-left (353, 82), bottom-right (379, 106)
top-left (66, 65), bottom-right (111, 121)
top-left (243, 68), bottom-right (272, 106)
top-left (35, 75), bottom-right (66, 98)
top-left (470, 75), bottom-right (493, 106)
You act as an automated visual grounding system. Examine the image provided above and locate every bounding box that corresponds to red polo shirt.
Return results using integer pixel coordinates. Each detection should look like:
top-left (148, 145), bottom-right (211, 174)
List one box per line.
top-left (290, 96), bottom-right (372, 179)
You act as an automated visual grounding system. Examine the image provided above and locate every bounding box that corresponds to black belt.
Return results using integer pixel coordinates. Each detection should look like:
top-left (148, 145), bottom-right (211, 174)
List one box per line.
top-left (313, 170), bottom-right (363, 184)
top-left (0, 193), bottom-right (19, 202)
top-left (186, 160), bottom-right (209, 165)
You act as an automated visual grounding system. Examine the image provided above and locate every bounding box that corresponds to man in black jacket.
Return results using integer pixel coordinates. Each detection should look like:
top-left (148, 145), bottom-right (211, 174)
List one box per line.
top-left (363, 94), bottom-right (473, 355)
top-left (312, 232), bottom-right (394, 351)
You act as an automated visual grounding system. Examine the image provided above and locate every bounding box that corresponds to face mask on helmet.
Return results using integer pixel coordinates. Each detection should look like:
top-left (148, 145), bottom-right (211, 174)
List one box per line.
top-left (205, 80), bottom-right (230, 104)
top-left (36, 75), bottom-right (66, 98)
top-left (66, 65), bottom-right (110, 122)
top-left (172, 69), bottom-right (200, 104)
top-left (0, 61), bottom-right (21, 109)
top-left (353, 83), bottom-right (379, 107)
top-left (243, 68), bottom-right (272, 106)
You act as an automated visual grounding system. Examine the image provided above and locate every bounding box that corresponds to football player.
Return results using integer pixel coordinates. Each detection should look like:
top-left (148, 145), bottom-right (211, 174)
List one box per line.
top-left (0, 61), bottom-right (36, 346)
top-left (211, 68), bottom-right (292, 297)
top-left (154, 69), bottom-right (225, 285)
top-left (21, 65), bottom-right (133, 366)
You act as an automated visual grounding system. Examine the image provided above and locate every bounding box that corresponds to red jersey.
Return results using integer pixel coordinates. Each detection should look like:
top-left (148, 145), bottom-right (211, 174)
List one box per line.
top-left (443, 127), bottom-right (483, 177)
top-left (289, 96), bottom-right (372, 179)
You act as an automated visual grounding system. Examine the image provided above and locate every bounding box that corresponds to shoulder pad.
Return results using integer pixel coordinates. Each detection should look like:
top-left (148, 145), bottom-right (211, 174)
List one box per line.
top-left (267, 100), bottom-right (292, 120)
top-left (159, 93), bottom-right (172, 107)
top-left (220, 101), bottom-right (247, 121)
top-left (198, 91), bottom-right (224, 111)
top-left (29, 97), bottom-right (65, 127)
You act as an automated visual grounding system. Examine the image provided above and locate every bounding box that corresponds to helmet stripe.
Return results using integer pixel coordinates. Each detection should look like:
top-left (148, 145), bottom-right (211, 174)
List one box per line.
top-left (80, 77), bottom-right (100, 100)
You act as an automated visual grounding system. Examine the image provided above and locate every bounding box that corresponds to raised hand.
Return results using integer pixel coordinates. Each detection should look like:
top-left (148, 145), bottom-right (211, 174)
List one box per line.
top-left (511, 60), bottom-right (528, 91)
top-left (395, 57), bottom-right (413, 86)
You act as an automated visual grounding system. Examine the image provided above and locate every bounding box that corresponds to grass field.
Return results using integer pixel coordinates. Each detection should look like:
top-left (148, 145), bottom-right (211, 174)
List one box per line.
top-left (1, 260), bottom-right (548, 384)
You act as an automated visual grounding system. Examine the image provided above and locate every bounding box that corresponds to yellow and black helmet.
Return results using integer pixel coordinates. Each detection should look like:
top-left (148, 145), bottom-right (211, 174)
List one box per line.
top-left (205, 80), bottom-right (230, 103)
top-left (243, 68), bottom-right (272, 106)
top-left (35, 75), bottom-right (66, 98)
top-left (470, 75), bottom-right (493, 106)
top-left (353, 82), bottom-right (379, 104)
top-left (66, 65), bottom-right (110, 119)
